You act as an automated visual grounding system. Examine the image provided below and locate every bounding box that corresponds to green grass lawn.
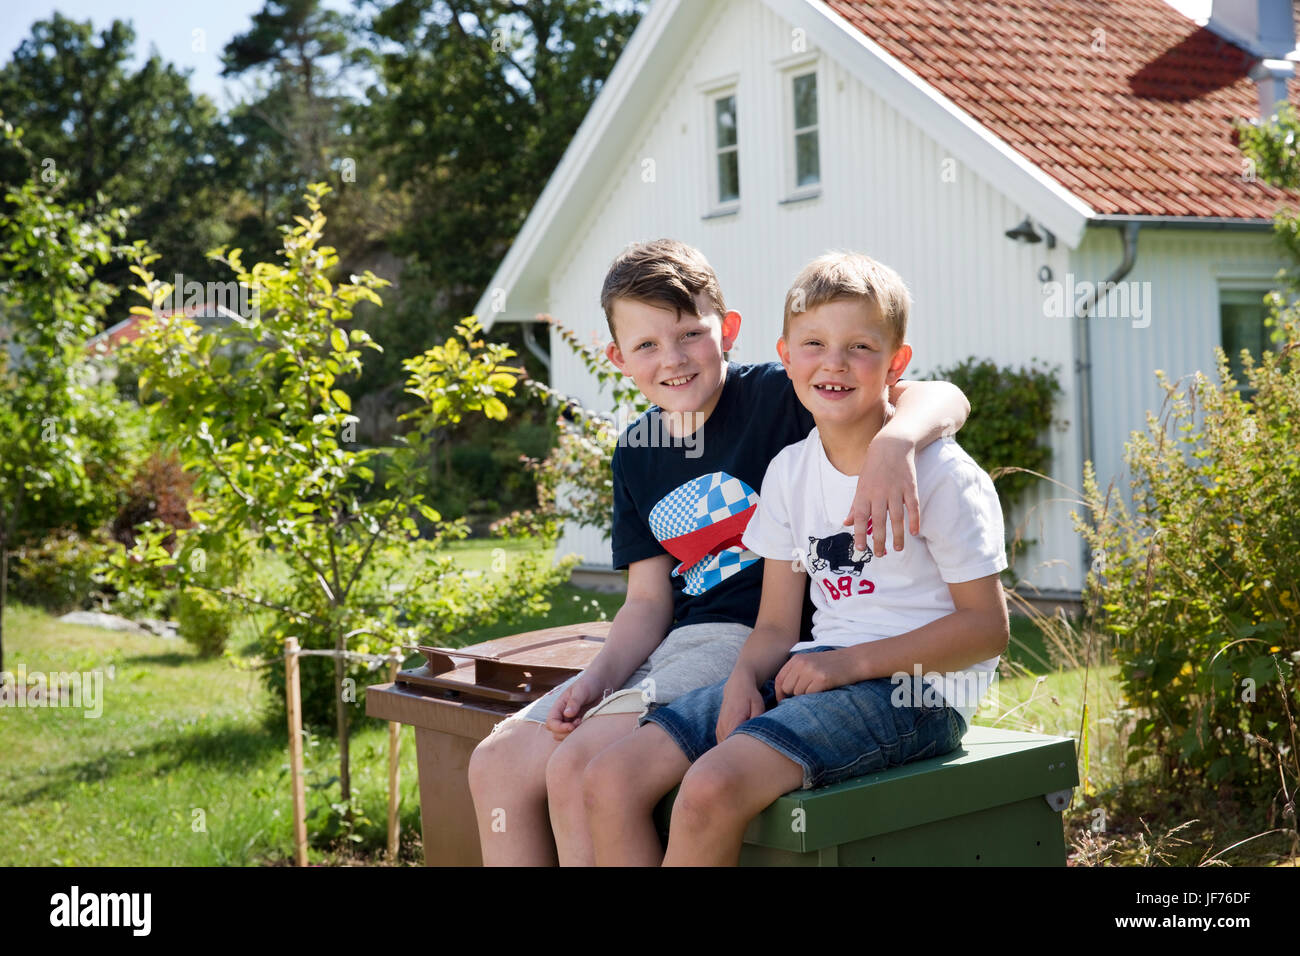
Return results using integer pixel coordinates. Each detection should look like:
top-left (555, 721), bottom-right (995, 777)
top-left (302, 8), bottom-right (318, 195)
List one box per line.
top-left (0, 536), bottom-right (620, 866)
top-left (0, 604), bottom-right (352, 865)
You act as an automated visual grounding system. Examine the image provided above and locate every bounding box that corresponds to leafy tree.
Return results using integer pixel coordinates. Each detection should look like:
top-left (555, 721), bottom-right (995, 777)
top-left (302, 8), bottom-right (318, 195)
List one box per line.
top-left (0, 14), bottom-right (229, 300)
top-left (362, 0), bottom-right (645, 323)
top-left (217, 0), bottom-right (398, 281)
top-left (222, 0), bottom-right (356, 183)
top-left (117, 183), bottom-right (572, 806)
top-left (0, 118), bottom-right (138, 670)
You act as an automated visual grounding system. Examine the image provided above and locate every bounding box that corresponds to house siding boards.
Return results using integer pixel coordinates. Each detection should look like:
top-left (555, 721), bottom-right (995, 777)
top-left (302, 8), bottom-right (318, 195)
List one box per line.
top-left (1074, 226), bottom-right (1286, 503)
top-left (544, 0), bottom-right (1084, 592)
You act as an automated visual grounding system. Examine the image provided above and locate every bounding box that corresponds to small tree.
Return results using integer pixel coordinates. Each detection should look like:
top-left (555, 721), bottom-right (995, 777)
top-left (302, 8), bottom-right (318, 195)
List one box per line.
top-left (0, 117), bottom-right (135, 671)
top-left (119, 184), bottom-right (573, 806)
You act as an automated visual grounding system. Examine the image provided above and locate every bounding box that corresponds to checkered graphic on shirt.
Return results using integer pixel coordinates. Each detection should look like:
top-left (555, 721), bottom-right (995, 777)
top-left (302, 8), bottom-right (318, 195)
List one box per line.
top-left (682, 547), bottom-right (758, 596)
top-left (650, 472), bottom-right (757, 541)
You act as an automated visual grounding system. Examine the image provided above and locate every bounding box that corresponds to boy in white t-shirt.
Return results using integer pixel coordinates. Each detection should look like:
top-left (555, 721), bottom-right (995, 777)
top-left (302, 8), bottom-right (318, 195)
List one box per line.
top-left (581, 251), bottom-right (1010, 866)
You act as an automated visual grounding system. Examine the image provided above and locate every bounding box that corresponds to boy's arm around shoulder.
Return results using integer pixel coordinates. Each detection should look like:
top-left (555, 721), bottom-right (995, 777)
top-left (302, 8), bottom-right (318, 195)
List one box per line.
top-left (847, 379), bottom-right (971, 559)
top-left (886, 379), bottom-right (970, 443)
top-left (544, 553), bottom-right (675, 739)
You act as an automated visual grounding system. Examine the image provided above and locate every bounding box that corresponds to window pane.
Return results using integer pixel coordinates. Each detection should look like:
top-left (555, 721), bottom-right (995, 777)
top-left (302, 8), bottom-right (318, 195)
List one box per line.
top-left (793, 73), bottom-right (817, 129)
top-left (718, 149), bottom-right (739, 202)
top-left (795, 130), bottom-right (820, 186)
top-left (715, 95), bottom-right (737, 148)
top-left (1220, 297), bottom-right (1269, 384)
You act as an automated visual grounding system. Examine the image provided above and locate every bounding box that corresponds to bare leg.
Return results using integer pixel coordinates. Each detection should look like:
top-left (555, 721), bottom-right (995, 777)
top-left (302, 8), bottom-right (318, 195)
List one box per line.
top-left (662, 734), bottom-right (804, 866)
top-left (468, 718), bottom-right (562, 866)
top-left (545, 712), bottom-right (640, 866)
top-left (585, 723), bottom-right (692, 866)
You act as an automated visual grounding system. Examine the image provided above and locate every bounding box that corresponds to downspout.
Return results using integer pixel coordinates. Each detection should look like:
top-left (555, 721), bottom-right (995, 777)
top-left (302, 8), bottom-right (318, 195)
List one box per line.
top-left (1073, 221), bottom-right (1140, 566)
top-left (520, 320), bottom-right (551, 373)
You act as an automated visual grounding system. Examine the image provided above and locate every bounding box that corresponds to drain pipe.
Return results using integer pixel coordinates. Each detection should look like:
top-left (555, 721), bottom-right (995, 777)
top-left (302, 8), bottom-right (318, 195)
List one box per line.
top-left (520, 320), bottom-right (551, 373)
top-left (1073, 221), bottom-right (1140, 567)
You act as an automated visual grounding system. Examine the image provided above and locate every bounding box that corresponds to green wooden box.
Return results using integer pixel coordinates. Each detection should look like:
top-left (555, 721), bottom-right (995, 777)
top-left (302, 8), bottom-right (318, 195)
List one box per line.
top-left (657, 725), bottom-right (1079, 866)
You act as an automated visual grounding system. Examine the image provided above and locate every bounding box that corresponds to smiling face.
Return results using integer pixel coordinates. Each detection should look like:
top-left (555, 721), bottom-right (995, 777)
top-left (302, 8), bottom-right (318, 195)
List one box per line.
top-left (777, 297), bottom-right (912, 431)
top-left (605, 293), bottom-right (741, 422)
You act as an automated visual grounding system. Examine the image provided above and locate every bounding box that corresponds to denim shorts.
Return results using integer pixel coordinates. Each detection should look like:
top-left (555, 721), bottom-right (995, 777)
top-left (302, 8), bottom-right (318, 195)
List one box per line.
top-left (641, 647), bottom-right (967, 790)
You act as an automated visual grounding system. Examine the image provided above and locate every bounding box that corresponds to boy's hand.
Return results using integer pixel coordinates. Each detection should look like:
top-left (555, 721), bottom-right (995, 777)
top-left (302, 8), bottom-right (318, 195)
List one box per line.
top-left (774, 648), bottom-right (861, 701)
top-left (545, 674), bottom-right (608, 741)
top-left (844, 431), bottom-right (919, 558)
top-left (716, 676), bottom-right (765, 742)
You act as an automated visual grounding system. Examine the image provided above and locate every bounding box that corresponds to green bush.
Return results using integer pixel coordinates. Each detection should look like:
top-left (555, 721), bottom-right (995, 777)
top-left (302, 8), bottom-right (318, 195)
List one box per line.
top-left (495, 319), bottom-right (648, 539)
top-left (1075, 308), bottom-right (1299, 795)
top-left (175, 591), bottom-right (231, 657)
top-left (172, 542), bottom-right (241, 657)
top-left (10, 381), bottom-right (149, 542)
top-left (9, 529), bottom-right (109, 614)
top-left (927, 357), bottom-right (1063, 516)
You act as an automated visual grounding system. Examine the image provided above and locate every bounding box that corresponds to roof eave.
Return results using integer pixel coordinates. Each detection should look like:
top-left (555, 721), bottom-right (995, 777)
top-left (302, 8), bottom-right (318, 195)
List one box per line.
top-left (1087, 213), bottom-right (1277, 231)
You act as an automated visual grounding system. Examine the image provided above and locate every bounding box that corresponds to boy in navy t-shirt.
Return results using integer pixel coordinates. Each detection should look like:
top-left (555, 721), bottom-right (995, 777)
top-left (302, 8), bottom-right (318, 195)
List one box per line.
top-left (468, 240), bottom-right (971, 866)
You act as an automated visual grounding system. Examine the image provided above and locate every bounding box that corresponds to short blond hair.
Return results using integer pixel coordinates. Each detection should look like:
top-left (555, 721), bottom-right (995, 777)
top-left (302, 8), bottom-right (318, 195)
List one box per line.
top-left (782, 251), bottom-right (910, 347)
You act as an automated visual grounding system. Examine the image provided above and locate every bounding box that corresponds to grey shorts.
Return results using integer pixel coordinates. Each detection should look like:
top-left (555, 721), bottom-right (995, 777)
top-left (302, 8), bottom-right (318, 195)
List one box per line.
top-left (499, 620), bottom-right (752, 727)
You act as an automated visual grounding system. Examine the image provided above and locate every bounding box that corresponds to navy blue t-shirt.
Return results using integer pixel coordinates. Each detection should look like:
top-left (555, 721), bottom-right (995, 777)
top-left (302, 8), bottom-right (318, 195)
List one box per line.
top-left (611, 361), bottom-right (818, 634)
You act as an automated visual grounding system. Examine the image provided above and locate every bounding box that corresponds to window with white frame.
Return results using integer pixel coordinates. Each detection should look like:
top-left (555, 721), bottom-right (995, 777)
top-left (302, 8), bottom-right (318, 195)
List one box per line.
top-left (713, 91), bottom-right (740, 205)
top-left (1219, 287), bottom-right (1277, 395)
top-left (791, 70), bottom-right (820, 189)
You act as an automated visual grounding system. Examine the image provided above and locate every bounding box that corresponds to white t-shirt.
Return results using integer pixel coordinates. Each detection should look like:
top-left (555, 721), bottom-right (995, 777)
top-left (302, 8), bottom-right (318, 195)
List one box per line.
top-left (741, 430), bottom-right (1008, 729)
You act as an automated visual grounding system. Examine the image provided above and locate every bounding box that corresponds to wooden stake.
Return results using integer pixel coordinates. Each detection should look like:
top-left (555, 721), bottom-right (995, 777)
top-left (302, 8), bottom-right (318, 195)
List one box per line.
top-left (386, 649), bottom-right (402, 862)
top-left (285, 636), bottom-right (308, 867)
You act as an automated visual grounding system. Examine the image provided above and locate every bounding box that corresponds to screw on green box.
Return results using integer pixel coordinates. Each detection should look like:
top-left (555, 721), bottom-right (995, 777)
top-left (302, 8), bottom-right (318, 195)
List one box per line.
top-left (655, 726), bottom-right (1079, 866)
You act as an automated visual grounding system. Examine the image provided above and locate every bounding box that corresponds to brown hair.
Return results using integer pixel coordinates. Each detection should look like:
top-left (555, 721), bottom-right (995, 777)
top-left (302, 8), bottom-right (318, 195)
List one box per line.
top-left (782, 251), bottom-right (910, 347)
top-left (600, 239), bottom-right (728, 340)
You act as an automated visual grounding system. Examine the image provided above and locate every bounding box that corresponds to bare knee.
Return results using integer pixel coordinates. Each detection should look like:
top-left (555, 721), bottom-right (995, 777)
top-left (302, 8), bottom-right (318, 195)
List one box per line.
top-left (582, 741), bottom-right (654, 817)
top-left (545, 734), bottom-right (594, 807)
top-left (672, 761), bottom-right (741, 835)
top-left (469, 719), bottom-right (547, 802)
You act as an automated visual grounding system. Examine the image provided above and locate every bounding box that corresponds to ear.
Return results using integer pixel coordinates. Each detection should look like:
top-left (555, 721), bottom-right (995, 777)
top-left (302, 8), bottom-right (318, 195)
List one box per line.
top-left (776, 336), bottom-right (793, 376)
top-left (885, 343), bottom-right (913, 387)
top-left (605, 340), bottom-right (628, 374)
top-left (720, 310), bottom-right (741, 351)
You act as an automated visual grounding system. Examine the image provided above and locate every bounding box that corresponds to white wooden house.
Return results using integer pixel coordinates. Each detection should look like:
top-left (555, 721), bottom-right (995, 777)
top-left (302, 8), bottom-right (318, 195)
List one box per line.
top-left (475, 0), bottom-right (1300, 600)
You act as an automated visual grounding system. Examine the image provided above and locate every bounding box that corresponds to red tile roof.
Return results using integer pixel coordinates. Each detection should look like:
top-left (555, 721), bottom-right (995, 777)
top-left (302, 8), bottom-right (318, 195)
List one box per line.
top-left (824, 0), bottom-right (1300, 218)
